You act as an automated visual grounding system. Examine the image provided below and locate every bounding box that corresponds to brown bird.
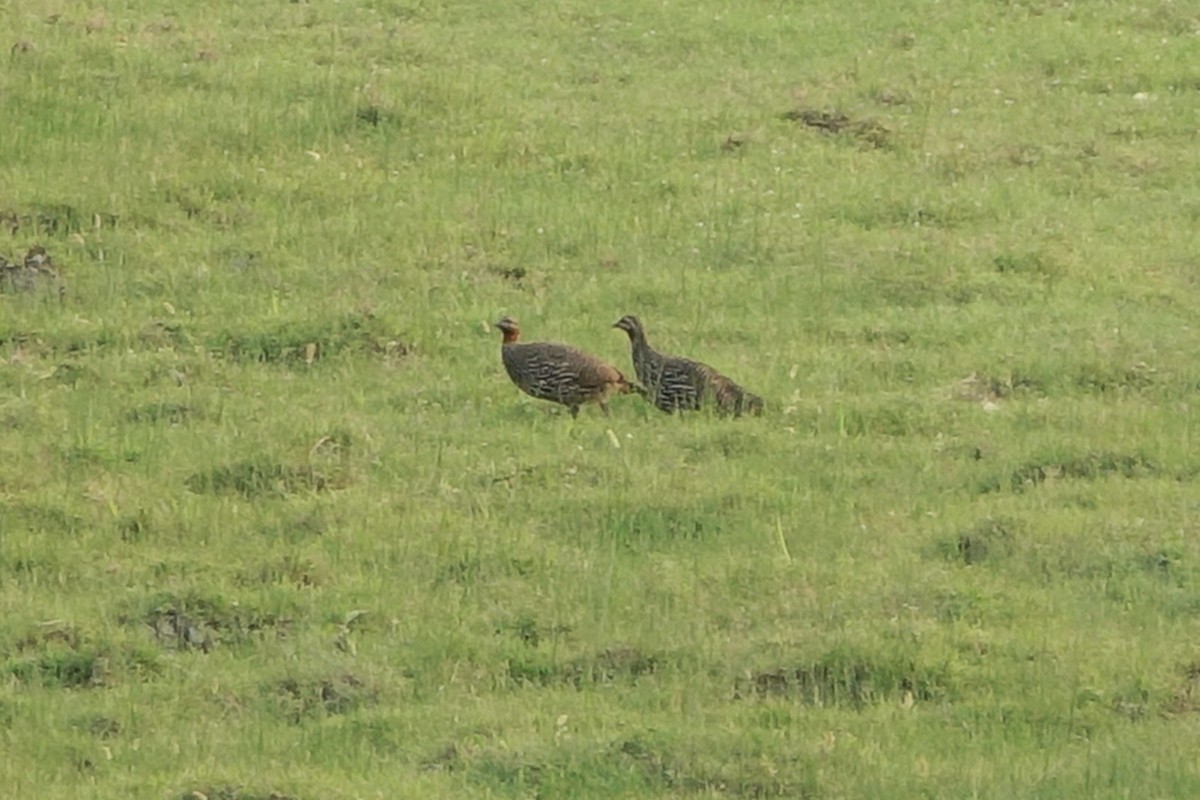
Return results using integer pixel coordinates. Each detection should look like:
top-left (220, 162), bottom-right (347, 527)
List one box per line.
top-left (496, 317), bottom-right (637, 418)
top-left (613, 315), bottom-right (763, 417)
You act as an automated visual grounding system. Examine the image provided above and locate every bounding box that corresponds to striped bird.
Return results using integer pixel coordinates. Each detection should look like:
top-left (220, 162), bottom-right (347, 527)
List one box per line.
top-left (613, 315), bottom-right (763, 417)
top-left (496, 317), bottom-right (637, 418)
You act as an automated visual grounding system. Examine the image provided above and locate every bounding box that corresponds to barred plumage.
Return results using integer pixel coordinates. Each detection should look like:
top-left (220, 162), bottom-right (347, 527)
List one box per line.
top-left (496, 317), bottom-right (636, 418)
top-left (614, 315), bottom-right (763, 417)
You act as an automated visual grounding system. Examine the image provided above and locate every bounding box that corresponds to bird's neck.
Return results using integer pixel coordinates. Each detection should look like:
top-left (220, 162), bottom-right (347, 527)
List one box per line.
top-left (502, 330), bottom-right (520, 344)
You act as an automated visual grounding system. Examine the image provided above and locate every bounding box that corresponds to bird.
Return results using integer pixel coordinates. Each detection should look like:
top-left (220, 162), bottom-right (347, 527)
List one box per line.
top-left (495, 317), bottom-right (637, 418)
top-left (613, 315), bottom-right (763, 417)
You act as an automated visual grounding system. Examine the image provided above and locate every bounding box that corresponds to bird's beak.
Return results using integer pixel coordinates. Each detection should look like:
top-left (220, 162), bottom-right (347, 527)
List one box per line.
top-left (611, 320), bottom-right (622, 328)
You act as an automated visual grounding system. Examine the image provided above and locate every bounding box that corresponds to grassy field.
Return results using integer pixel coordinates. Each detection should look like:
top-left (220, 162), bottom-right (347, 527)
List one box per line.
top-left (2, 0), bottom-right (1200, 797)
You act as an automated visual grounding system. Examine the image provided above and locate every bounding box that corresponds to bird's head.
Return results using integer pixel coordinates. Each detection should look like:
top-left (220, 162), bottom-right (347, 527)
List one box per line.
top-left (612, 315), bottom-right (643, 338)
top-left (495, 316), bottom-right (521, 343)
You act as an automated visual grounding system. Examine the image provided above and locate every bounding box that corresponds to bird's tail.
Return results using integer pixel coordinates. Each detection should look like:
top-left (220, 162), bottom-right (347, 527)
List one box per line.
top-left (711, 376), bottom-right (764, 417)
top-left (740, 392), bottom-right (765, 417)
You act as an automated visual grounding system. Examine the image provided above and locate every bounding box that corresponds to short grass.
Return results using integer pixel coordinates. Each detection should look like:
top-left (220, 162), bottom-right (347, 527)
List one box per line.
top-left (2, 0), bottom-right (1200, 797)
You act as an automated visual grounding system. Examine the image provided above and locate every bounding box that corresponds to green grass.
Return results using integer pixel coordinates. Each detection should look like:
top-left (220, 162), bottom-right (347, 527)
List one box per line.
top-left (2, 0), bottom-right (1200, 797)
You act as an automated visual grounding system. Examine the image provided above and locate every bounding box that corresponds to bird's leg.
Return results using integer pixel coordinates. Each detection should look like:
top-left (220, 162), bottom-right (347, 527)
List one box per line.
top-left (570, 405), bottom-right (580, 419)
top-left (599, 401), bottom-right (611, 417)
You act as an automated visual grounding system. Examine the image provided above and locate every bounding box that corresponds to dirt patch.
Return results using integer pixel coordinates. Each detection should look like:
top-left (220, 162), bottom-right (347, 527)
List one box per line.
top-left (0, 328), bottom-right (116, 358)
top-left (0, 205), bottom-right (116, 236)
top-left (72, 715), bottom-right (123, 738)
top-left (176, 788), bottom-right (301, 800)
top-left (0, 246), bottom-right (65, 300)
top-left (488, 264), bottom-right (528, 284)
top-left (116, 509), bottom-right (153, 542)
top-left (1166, 662), bottom-right (1200, 715)
top-left (944, 517), bottom-right (1022, 565)
top-left (1138, 546), bottom-right (1181, 576)
top-left (996, 452), bottom-right (1161, 494)
top-left (434, 555), bottom-right (537, 587)
top-left (952, 371), bottom-right (1045, 402)
top-left (1, 502), bottom-right (83, 535)
top-left (735, 651), bottom-right (950, 708)
top-left (782, 107), bottom-right (892, 149)
top-left (134, 591), bottom-right (293, 651)
top-left (507, 645), bottom-right (662, 688)
top-left (50, 361), bottom-right (100, 387)
top-left (138, 320), bottom-right (191, 349)
top-left (956, 363), bottom-right (1160, 401)
top-left (236, 555), bottom-right (324, 589)
top-left (568, 645), bottom-right (659, 684)
top-left (495, 613), bottom-right (571, 648)
top-left (267, 511), bottom-right (329, 542)
top-left (721, 133), bottom-right (749, 152)
top-left (992, 250), bottom-right (1064, 280)
top-left (355, 104), bottom-right (401, 128)
top-left (875, 87), bottom-right (913, 106)
top-left (599, 505), bottom-right (719, 547)
top-left (185, 460), bottom-right (334, 498)
top-left (269, 672), bottom-right (377, 723)
top-left (464, 753), bottom-right (547, 792)
top-left (209, 311), bottom-right (412, 365)
top-left (3, 624), bottom-right (102, 688)
top-left (7, 649), bottom-right (108, 688)
top-left (1111, 684), bottom-right (1151, 721)
top-left (124, 402), bottom-right (198, 424)
top-left (3, 622), bottom-right (159, 688)
top-left (454, 737), bottom-right (815, 797)
top-left (1073, 362), bottom-right (1157, 393)
top-left (860, 327), bottom-right (912, 346)
top-left (163, 184), bottom-right (252, 229)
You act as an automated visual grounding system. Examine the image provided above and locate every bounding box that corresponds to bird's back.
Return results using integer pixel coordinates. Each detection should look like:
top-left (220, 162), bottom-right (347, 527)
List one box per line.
top-left (652, 354), bottom-right (709, 412)
top-left (503, 341), bottom-right (628, 404)
top-left (634, 339), bottom-right (760, 416)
